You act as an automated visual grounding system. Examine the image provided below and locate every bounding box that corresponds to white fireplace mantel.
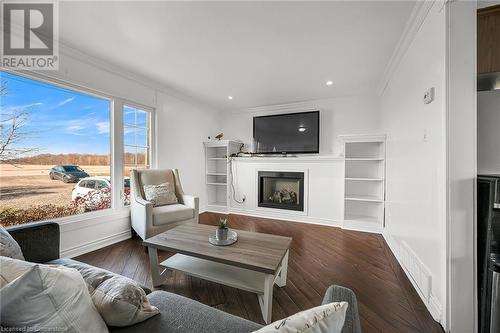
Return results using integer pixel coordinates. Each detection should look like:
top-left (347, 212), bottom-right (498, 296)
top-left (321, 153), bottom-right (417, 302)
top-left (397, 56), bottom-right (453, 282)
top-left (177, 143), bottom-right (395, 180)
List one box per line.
top-left (226, 156), bottom-right (345, 227)
top-left (232, 156), bottom-right (344, 163)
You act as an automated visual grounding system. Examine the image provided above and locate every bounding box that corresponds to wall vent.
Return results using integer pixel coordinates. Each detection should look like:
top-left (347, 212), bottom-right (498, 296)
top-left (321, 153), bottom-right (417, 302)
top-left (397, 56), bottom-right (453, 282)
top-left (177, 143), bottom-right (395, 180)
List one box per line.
top-left (398, 240), bottom-right (432, 300)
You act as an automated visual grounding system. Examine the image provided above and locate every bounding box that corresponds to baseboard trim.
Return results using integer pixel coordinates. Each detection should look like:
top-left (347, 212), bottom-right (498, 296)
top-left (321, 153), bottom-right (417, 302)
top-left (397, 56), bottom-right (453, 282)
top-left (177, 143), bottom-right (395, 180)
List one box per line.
top-left (342, 224), bottom-right (383, 234)
top-left (210, 208), bottom-right (341, 228)
top-left (428, 293), bottom-right (443, 323)
top-left (61, 229), bottom-right (131, 258)
top-left (383, 232), bottom-right (443, 325)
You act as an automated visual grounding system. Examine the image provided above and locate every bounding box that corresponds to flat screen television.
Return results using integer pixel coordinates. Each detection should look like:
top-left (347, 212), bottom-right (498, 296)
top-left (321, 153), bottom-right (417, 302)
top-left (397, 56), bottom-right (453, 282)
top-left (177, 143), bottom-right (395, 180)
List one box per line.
top-left (253, 111), bottom-right (320, 154)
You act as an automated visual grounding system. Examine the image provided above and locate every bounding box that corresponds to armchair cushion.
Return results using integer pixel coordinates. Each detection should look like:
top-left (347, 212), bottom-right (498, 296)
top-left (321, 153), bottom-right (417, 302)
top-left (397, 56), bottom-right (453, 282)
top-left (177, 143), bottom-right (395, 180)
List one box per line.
top-left (137, 170), bottom-right (176, 199)
top-left (152, 204), bottom-right (194, 226)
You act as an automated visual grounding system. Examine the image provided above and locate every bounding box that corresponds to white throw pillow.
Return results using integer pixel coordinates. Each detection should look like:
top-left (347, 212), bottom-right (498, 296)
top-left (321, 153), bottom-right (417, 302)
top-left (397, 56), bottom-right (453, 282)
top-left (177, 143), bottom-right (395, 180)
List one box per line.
top-left (51, 259), bottom-right (160, 327)
top-left (143, 182), bottom-right (178, 206)
top-left (253, 301), bottom-right (348, 333)
top-left (0, 256), bottom-right (109, 333)
top-left (0, 255), bottom-right (33, 288)
top-left (0, 226), bottom-right (24, 260)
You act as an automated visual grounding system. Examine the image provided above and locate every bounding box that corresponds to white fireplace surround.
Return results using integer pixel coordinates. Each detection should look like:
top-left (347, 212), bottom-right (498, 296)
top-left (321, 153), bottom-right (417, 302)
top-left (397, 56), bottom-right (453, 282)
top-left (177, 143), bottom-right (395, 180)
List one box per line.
top-left (227, 156), bottom-right (345, 227)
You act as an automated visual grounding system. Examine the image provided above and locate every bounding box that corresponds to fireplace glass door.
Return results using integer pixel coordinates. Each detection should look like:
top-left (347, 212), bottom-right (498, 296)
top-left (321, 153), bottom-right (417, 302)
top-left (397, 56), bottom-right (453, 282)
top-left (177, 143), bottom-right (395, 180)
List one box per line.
top-left (258, 171), bottom-right (304, 211)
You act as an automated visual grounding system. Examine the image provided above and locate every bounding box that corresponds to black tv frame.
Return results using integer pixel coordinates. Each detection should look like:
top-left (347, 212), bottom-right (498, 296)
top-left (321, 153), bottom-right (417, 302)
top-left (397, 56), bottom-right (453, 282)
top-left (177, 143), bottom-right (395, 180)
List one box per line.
top-left (252, 110), bottom-right (320, 154)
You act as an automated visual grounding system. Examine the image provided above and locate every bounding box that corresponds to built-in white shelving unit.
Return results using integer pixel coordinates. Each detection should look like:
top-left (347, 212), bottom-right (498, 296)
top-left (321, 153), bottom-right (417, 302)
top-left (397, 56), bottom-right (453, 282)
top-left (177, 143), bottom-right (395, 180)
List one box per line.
top-left (340, 134), bottom-right (386, 233)
top-left (204, 140), bottom-right (242, 213)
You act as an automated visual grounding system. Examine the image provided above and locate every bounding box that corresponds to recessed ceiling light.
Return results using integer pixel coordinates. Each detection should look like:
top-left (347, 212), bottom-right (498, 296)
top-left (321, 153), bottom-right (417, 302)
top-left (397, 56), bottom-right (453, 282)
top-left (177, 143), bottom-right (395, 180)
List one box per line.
top-left (298, 127), bottom-right (306, 132)
top-left (326, 81), bottom-right (333, 86)
top-left (227, 96), bottom-right (233, 100)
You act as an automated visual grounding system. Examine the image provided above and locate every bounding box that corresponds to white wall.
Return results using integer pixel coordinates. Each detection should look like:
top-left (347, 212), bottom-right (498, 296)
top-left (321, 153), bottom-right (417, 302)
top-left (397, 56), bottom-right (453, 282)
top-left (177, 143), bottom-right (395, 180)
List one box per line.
top-left (478, 90), bottom-right (500, 174)
top-left (220, 96), bottom-right (381, 156)
top-left (156, 92), bottom-right (220, 210)
top-left (379, 2), bottom-right (447, 325)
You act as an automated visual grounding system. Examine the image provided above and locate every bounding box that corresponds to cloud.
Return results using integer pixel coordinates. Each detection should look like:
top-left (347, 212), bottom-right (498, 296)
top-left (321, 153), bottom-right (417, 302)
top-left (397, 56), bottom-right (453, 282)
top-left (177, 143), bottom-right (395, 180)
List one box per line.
top-left (65, 125), bottom-right (86, 136)
top-left (56, 97), bottom-right (74, 107)
top-left (96, 121), bottom-right (110, 134)
top-left (2, 102), bottom-right (43, 114)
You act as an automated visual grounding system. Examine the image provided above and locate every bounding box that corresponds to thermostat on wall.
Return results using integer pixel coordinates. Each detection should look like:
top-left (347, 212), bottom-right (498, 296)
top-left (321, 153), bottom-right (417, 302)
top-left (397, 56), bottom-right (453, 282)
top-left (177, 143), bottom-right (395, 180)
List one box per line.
top-left (424, 87), bottom-right (435, 104)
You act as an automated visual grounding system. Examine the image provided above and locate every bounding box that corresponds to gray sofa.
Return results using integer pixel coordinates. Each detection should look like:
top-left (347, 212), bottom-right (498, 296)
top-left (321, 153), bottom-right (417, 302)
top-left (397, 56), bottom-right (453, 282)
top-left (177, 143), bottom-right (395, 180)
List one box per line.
top-left (7, 222), bottom-right (362, 333)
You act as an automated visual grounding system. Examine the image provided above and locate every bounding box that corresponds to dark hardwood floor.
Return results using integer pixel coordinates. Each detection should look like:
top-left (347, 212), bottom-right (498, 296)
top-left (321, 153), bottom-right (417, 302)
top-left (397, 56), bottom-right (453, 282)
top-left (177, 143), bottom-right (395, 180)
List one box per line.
top-left (76, 212), bottom-right (444, 333)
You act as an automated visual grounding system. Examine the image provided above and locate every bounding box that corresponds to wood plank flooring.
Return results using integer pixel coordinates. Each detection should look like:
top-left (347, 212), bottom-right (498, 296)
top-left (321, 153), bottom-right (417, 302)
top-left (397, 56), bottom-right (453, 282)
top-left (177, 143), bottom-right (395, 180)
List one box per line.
top-left (76, 212), bottom-right (444, 333)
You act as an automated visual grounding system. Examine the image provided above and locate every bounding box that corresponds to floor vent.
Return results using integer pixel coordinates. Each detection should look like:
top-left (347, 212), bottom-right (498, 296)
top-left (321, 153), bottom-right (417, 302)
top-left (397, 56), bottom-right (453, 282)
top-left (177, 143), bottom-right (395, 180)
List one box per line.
top-left (398, 240), bottom-right (432, 300)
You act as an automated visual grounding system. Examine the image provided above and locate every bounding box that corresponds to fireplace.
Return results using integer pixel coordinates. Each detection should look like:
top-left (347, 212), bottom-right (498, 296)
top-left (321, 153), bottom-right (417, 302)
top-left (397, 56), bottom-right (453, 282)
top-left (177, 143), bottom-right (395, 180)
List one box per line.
top-left (258, 171), bottom-right (304, 211)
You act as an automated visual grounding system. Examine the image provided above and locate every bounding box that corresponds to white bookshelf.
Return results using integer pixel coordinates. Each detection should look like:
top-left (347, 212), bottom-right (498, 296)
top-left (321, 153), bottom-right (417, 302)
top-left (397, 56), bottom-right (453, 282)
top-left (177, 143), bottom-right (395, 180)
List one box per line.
top-left (340, 134), bottom-right (386, 233)
top-left (204, 140), bottom-right (242, 213)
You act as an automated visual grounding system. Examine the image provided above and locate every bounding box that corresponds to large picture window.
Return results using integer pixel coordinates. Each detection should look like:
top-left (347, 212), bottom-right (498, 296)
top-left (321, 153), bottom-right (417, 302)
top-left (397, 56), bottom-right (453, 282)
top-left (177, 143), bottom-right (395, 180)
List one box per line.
top-left (0, 71), bottom-right (154, 226)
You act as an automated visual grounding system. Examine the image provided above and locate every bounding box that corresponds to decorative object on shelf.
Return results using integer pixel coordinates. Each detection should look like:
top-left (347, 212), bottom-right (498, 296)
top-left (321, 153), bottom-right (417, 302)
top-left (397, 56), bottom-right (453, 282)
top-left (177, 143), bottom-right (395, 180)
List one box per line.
top-left (215, 133), bottom-right (224, 140)
top-left (216, 218), bottom-right (228, 240)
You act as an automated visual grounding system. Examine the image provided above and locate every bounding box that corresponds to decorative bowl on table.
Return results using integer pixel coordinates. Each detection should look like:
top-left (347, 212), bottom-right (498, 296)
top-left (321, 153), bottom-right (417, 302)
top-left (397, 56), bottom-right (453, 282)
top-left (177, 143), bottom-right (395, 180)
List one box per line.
top-left (209, 229), bottom-right (238, 246)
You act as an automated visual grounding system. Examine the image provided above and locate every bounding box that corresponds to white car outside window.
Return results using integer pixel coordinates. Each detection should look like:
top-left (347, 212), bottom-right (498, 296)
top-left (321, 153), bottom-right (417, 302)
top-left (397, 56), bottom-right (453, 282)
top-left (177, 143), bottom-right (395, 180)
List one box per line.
top-left (71, 178), bottom-right (111, 202)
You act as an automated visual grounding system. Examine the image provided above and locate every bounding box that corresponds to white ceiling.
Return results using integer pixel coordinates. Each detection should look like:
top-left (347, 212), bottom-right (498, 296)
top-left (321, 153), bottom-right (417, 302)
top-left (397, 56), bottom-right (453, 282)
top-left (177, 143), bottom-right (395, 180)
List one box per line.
top-left (478, 1), bottom-right (500, 9)
top-left (60, 1), bottom-right (416, 111)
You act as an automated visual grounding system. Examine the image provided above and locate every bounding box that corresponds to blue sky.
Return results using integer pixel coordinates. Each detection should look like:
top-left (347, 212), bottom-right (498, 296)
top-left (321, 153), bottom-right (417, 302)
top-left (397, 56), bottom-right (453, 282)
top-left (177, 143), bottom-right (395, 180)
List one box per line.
top-left (1, 71), bottom-right (111, 154)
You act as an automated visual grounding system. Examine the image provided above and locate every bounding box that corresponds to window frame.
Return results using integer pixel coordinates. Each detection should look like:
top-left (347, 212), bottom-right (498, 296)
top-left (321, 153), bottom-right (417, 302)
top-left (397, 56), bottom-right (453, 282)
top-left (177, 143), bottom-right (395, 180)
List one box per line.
top-left (1, 69), bottom-right (156, 224)
top-left (114, 100), bottom-right (156, 209)
top-left (123, 103), bottom-right (154, 170)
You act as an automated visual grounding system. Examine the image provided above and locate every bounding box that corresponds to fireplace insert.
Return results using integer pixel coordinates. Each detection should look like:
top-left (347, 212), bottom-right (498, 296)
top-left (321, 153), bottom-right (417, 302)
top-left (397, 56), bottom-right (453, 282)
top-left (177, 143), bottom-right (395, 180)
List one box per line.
top-left (258, 171), bottom-right (304, 211)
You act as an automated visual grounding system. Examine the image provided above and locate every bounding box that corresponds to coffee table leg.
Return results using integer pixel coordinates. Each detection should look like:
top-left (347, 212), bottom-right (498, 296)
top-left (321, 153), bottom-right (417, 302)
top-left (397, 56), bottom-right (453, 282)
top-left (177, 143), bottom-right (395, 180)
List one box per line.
top-left (276, 249), bottom-right (289, 288)
top-left (258, 274), bottom-right (274, 324)
top-left (148, 247), bottom-right (168, 287)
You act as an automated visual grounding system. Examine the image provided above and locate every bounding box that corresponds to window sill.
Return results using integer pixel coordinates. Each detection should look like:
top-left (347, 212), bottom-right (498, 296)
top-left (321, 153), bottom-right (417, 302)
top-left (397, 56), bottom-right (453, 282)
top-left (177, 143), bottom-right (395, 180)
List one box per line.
top-left (56, 207), bottom-right (131, 231)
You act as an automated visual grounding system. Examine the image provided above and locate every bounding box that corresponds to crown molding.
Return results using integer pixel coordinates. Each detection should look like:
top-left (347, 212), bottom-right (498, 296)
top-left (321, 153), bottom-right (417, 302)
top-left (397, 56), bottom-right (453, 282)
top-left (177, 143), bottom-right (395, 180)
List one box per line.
top-left (376, 0), bottom-right (436, 96)
top-left (235, 100), bottom-right (318, 115)
top-left (58, 40), bottom-right (221, 111)
top-left (231, 93), bottom-right (378, 115)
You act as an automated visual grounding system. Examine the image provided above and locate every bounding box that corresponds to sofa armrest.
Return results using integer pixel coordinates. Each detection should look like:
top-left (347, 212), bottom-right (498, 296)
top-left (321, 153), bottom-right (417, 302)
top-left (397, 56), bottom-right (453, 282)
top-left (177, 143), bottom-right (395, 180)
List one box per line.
top-left (182, 194), bottom-right (199, 224)
top-left (181, 194), bottom-right (199, 210)
top-left (130, 197), bottom-right (154, 240)
top-left (322, 285), bottom-right (362, 333)
top-left (135, 197), bottom-right (153, 207)
top-left (7, 222), bottom-right (60, 263)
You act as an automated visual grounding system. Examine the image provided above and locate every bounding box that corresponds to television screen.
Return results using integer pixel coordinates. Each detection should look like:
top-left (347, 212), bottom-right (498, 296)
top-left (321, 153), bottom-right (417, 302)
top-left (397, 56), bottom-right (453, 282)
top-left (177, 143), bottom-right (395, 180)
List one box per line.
top-left (253, 111), bottom-right (319, 154)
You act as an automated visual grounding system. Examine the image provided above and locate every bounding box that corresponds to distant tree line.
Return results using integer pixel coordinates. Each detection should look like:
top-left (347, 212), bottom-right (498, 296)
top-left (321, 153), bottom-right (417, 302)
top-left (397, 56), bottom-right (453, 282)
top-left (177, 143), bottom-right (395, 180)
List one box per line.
top-left (1, 152), bottom-right (147, 166)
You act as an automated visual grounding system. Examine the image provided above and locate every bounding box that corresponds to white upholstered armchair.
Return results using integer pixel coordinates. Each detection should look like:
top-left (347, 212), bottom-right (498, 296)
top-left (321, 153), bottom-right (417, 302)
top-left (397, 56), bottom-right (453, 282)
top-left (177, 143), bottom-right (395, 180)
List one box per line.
top-left (130, 169), bottom-right (199, 240)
